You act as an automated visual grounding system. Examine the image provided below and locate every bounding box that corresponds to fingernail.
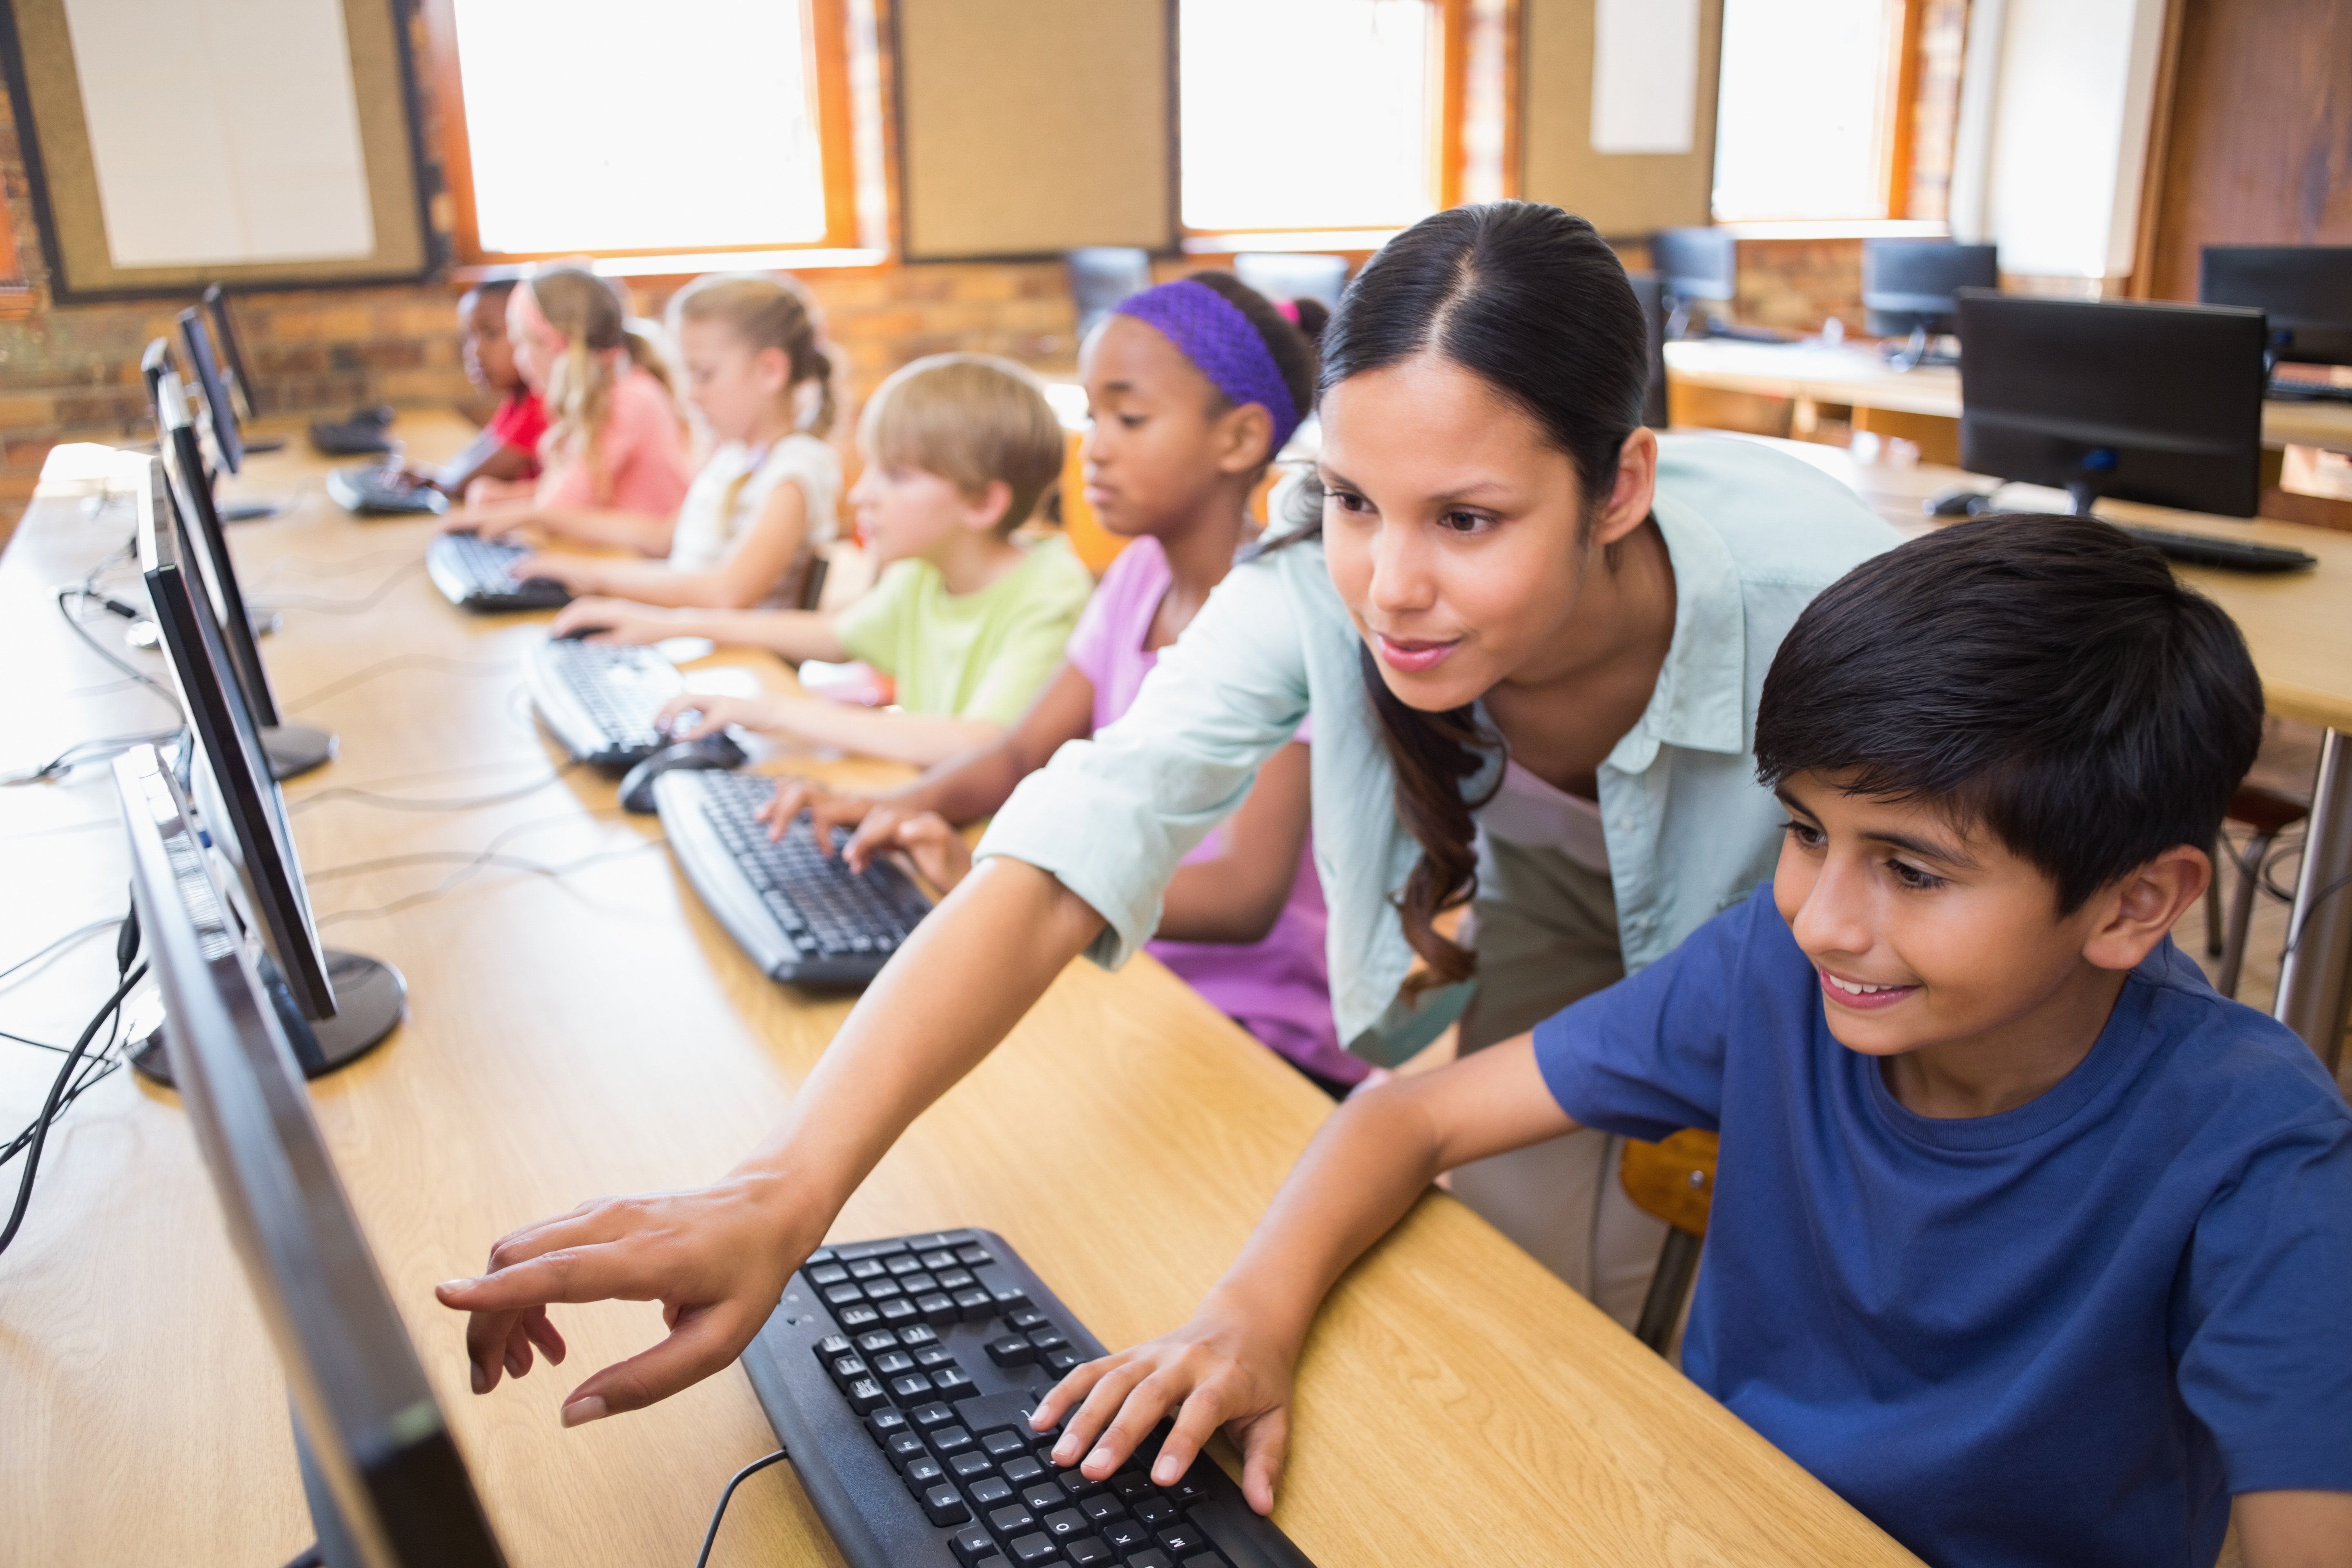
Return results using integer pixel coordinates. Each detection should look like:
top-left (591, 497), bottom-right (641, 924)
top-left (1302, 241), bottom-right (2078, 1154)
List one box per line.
top-left (1088, 1447), bottom-right (1112, 1468)
top-left (560, 1396), bottom-right (608, 1428)
top-left (438, 1278), bottom-right (474, 1292)
top-left (1051, 1439), bottom-right (1074, 1463)
top-left (1155, 1459), bottom-right (1176, 1483)
top-left (470, 1363), bottom-right (488, 1394)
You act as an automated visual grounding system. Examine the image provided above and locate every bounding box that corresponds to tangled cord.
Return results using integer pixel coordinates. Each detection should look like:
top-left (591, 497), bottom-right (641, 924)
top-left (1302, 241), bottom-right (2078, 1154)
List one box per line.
top-left (278, 652), bottom-right (518, 715)
top-left (310, 811), bottom-right (664, 926)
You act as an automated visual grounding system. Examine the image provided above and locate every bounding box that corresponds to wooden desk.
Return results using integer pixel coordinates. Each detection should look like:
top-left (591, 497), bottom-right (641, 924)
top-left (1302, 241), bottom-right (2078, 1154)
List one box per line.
top-left (0, 415), bottom-right (1917, 1564)
top-left (1704, 430), bottom-right (2352, 1068)
top-left (1664, 338), bottom-right (2352, 456)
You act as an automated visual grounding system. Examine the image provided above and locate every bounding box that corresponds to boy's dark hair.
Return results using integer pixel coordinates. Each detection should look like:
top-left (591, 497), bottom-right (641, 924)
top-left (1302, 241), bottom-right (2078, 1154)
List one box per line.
top-left (1755, 512), bottom-right (2264, 913)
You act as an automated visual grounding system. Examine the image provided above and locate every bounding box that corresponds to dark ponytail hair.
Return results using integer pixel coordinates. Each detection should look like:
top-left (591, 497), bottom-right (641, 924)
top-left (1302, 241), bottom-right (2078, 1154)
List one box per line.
top-left (1309, 201), bottom-right (1650, 990)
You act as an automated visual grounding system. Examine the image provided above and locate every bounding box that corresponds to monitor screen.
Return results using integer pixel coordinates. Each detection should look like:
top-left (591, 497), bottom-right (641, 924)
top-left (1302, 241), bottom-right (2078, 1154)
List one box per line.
top-left (2199, 245), bottom-right (2352, 367)
top-left (205, 283), bottom-right (263, 420)
top-left (1863, 241), bottom-right (1998, 338)
top-left (1652, 227), bottom-right (1737, 305)
top-left (152, 355), bottom-right (285, 729)
top-left (111, 743), bottom-right (507, 1568)
top-left (178, 308), bottom-right (245, 475)
top-left (134, 453), bottom-right (336, 1022)
top-left (1957, 292), bottom-right (2267, 518)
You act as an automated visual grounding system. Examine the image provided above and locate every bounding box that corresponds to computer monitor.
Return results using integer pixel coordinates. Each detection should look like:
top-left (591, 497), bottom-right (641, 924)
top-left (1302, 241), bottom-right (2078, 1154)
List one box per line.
top-left (1627, 270), bottom-right (1669, 428)
top-left (1067, 247), bottom-right (1152, 341)
top-left (204, 282), bottom-right (264, 420)
top-left (149, 352), bottom-right (337, 779)
top-left (142, 336), bottom-right (174, 410)
top-left (134, 454), bottom-right (404, 1078)
top-left (1956, 292), bottom-right (2268, 517)
top-left (1863, 240), bottom-right (1998, 341)
top-left (2199, 245), bottom-right (2352, 367)
top-left (1232, 252), bottom-right (1349, 312)
top-left (178, 307), bottom-right (245, 474)
top-left (111, 743), bottom-right (506, 1568)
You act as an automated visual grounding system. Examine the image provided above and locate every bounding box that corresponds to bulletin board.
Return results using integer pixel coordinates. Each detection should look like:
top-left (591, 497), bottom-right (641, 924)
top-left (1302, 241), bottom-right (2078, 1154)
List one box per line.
top-left (0, 0), bottom-right (431, 300)
top-left (1520, 0), bottom-right (1725, 239)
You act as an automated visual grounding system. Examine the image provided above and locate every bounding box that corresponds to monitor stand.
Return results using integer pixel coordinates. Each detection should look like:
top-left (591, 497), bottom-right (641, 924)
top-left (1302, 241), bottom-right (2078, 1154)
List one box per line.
top-left (130, 948), bottom-right (405, 1087)
top-left (220, 499), bottom-right (281, 523)
top-left (261, 722), bottom-right (337, 780)
top-left (287, 1409), bottom-right (360, 1568)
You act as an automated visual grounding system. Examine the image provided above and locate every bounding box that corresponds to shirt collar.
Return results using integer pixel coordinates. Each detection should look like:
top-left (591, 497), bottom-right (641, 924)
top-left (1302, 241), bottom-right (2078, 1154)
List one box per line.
top-left (1605, 491), bottom-right (1749, 773)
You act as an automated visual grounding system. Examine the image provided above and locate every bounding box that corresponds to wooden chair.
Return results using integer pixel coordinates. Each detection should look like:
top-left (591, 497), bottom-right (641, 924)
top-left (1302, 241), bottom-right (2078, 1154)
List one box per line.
top-left (1619, 1129), bottom-right (1719, 1354)
top-left (2205, 719), bottom-right (2323, 998)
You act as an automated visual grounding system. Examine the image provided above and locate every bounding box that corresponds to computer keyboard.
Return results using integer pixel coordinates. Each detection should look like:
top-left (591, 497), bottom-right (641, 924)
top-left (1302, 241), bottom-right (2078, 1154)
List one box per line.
top-left (2267, 377), bottom-right (2352, 404)
top-left (326, 463), bottom-right (447, 516)
top-left (655, 770), bottom-right (933, 986)
top-left (425, 531), bottom-right (571, 612)
top-left (525, 638), bottom-right (686, 768)
top-left (744, 1228), bottom-right (1317, 1568)
top-left (2115, 523), bottom-right (2317, 573)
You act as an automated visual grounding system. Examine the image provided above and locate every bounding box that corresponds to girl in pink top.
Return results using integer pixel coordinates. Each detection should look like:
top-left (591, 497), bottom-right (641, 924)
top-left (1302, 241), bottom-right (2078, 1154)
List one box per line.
top-left (443, 266), bottom-right (693, 553)
top-left (760, 275), bottom-right (1366, 1093)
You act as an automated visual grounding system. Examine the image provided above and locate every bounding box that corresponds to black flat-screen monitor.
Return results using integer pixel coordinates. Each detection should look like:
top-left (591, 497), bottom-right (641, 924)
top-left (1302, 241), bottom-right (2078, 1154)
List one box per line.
top-left (1957, 292), bottom-right (2268, 517)
top-left (2199, 245), bottom-right (2352, 367)
top-left (1863, 240), bottom-right (1999, 339)
top-left (204, 282), bottom-right (264, 420)
top-left (153, 357), bottom-right (284, 728)
top-left (111, 743), bottom-right (507, 1568)
top-left (142, 336), bottom-right (174, 408)
top-left (178, 307), bottom-right (245, 474)
top-left (1653, 227), bottom-right (1737, 306)
top-left (136, 453), bottom-right (336, 1022)
top-left (1627, 270), bottom-right (1669, 428)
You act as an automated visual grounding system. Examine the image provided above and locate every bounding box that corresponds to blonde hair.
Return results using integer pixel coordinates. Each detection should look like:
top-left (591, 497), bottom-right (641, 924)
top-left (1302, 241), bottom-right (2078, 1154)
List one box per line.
top-left (526, 266), bottom-right (636, 499)
top-left (860, 354), bottom-right (1063, 535)
top-left (670, 272), bottom-right (840, 438)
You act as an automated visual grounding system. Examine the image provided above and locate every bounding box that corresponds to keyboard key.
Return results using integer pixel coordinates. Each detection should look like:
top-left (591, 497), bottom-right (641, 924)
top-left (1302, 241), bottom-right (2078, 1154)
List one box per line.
top-left (932, 1366), bottom-right (979, 1399)
top-left (839, 1239), bottom-right (910, 1262)
top-left (956, 1244), bottom-right (994, 1267)
top-left (905, 1456), bottom-right (947, 1492)
top-left (1100, 1517), bottom-right (1152, 1554)
top-left (1054, 1465), bottom-right (1105, 1500)
top-left (903, 1271), bottom-right (940, 1294)
top-left (1109, 1472), bottom-right (1154, 1503)
top-left (885, 1253), bottom-right (924, 1276)
top-left (1041, 1507), bottom-right (1089, 1541)
top-left (898, 1323), bottom-right (941, 1350)
top-left (987, 1504), bottom-right (1036, 1540)
top-left (806, 1263), bottom-right (850, 1287)
top-left (1065, 1539), bottom-right (1115, 1567)
top-left (814, 1334), bottom-right (852, 1364)
top-left (865, 1407), bottom-right (910, 1444)
top-left (1000, 1454), bottom-right (1046, 1488)
top-left (917, 1347), bottom-right (960, 1372)
top-left (848, 1257), bottom-right (889, 1280)
top-left (949, 1450), bottom-right (996, 1484)
top-left (822, 1283), bottom-right (866, 1308)
top-left (883, 1431), bottom-right (929, 1472)
top-left (1133, 1495), bottom-right (1178, 1528)
top-left (931, 1424), bottom-right (976, 1457)
top-left (890, 1372), bottom-right (937, 1405)
top-left (844, 1377), bottom-right (889, 1414)
top-left (1078, 1494), bottom-right (1125, 1527)
top-left (922, 1482), bottom-right (972, 1527)
top-left (920, 1249), bottom-right (959, 1270)
top-left (854, 1329), bottom-right (901, 1356)
top-left (1126, 1552), bottom-right (1174, 1568)
top-left (1163, 1469), bottom-right (1210, 1506)
top-left (878, 1297), bottom-right (921, 1325)
top-left (987, 1335), bottom-right (1039, 1368)
top-left (837, 1303), bottom-right (882, 1331)
top-left (991, 1285), bottom-right (1033, 1314)
top-left (936, 1269), bottom-right (978, 1293)
top-left (982, 1429), bottom-right (1031, 1462)
top-left (968, 1476), bottom-right (1016, 1510)
top-left (1041, 1348), bottom-right (1083, 1376)
top-left (1006, 1307), bottom-right (1051, 1332)
top-left (911, 1401), bottom-right (959, 1432)
top-left (1022, 1482), bottom-right (1069, 1514)
top-left (826, 1353), bottom-right (869, 1389)
top-left (1156, 1521), bottom-right (1210, 1556)
top-left (954, 1288), bottom-right (995, 1320)
top-left (949, 1524), bottom-right (1001, 1566)
top-left (1007, 1534), bottom-right (1060, 1566)
top-left (918, 1292), bottom-right (960, 1325)
top-left (864, 1276), bottom-right (904, 1301)
top-left (873, 1351), bottom-right (916, 1378)
top-left (1027, 1328), bottom-right (1069, 1354)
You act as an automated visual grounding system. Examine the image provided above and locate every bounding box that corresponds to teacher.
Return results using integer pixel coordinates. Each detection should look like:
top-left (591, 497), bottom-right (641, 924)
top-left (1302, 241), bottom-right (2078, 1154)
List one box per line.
top-left (439, 202), bottom-right (1899, 1419)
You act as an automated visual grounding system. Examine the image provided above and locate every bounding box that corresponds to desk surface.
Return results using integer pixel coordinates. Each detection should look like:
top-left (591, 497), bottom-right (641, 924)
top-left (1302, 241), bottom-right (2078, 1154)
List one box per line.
top-left (1664, 337), bottom-right (2352, 455)
top-left (0, 414), bottom-right (1916, 1565)
top-left (1713, 430), bottom-right (2352, 733)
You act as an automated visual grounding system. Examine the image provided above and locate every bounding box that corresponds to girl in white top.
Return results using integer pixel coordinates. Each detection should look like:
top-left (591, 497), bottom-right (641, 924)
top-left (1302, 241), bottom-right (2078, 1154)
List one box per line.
top-left (517, 272), bottom-right (842, 610)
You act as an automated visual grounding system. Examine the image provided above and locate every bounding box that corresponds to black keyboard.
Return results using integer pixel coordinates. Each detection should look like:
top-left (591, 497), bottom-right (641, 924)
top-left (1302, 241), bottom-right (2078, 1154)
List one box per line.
top-left (654, 770), bottom-right (933, 986)
top-left (2268, 377), bottom-right (2352, 404)
top-left (745, 1229), bottom-right (1316, 1568)
top-left (425, 531), bottom-right (570, 612)
top-left (326, 463), bottom-right (447, 516)
top-left (2116, 523), bottom-right (2318, 573)
top-left (524, 638), bottom-right (684, 767)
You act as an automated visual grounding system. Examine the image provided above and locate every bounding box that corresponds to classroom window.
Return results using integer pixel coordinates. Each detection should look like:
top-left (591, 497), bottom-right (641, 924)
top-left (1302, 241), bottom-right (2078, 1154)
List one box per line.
top-left (1178, 0), bottom-right (1460, 239)
top-left (422, 0), bottom-right (861, 263)
top-left (1711, 0), bottom-right (1915, 222)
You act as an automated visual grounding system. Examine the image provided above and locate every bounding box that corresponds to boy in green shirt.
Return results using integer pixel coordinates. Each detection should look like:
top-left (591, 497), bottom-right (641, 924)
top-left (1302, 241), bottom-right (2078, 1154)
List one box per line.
top-left (551, 354), bottom-right (1092, 767)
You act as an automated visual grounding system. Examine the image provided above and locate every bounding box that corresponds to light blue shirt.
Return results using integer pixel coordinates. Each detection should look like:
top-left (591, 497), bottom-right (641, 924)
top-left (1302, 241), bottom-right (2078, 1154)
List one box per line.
top-left (978, 433), bottom-right (1901, 1049)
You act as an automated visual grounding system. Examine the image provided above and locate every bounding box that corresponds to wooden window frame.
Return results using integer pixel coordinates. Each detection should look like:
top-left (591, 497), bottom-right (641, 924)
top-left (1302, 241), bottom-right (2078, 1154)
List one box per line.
top-left (0, 183), bottom-right (32, 316)
top-left (419, 0), bottom-right (863, 267)
top-left (1175, 0), bottom-right (1507, 253)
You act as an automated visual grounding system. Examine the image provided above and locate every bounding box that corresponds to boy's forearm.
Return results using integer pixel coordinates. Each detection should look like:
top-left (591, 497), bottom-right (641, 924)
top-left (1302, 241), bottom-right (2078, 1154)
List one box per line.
top-left (764, 702), bottom-right (1004, 768)
top-left (648, 608), bottom-right (846, 664)
top-left (531, 505), bottom-right (673, 555)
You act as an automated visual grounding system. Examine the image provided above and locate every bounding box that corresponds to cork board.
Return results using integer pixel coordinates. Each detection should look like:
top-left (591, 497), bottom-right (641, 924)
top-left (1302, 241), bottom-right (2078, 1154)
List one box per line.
top-left (2, 0), bottom-right (428, 298)
top-left (1521, 0), bottom-right (1724, 238)
top-left (897, 0), bottom-right (1172, 260)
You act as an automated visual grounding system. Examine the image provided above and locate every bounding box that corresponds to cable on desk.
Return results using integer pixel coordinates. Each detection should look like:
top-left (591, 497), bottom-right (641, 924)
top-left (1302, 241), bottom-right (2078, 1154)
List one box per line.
top-left (0, 727), bottom-right (187, 788)
top-left (51, 588), bottom-right (183, 721)
top-left (314, 835), bottom-right (667, 927)
top-left (286, 756), bottom-right (582, 815)
top-left (0, 917), bottom-right (123, 994)
top-left (254, 557), bottom-right (428, 615)
top-left (693, 1448), bottom-right (789, 1568)
top-left (280, 651), bottom-right (518, 714)
top-left (0, 902), bottom-right (143, 1260)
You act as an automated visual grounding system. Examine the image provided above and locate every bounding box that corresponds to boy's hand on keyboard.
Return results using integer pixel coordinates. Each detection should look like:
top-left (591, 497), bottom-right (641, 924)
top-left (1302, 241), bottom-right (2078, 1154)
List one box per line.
top-left (758, 777), bottom-right (873, 848)
top-left (657, 692), bottom-right (775, 740)
top-left (512, 551), bottom-right (606, 594)
top-left (1032, 1294), bottom-right (1298, 1517)
top-left (552, 597), bottom-right (675, 644)
top-left (869, 811), bottom-right (972, 893)
top-left (434, 1170), bottom-right (824, 1425)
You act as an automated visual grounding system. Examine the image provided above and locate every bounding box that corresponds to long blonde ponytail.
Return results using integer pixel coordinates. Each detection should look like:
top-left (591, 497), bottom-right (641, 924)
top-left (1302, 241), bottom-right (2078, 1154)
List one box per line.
top-left (669, 272), bottom-right (842, 438)
top-left (528, 267), bottom-right (628, 501)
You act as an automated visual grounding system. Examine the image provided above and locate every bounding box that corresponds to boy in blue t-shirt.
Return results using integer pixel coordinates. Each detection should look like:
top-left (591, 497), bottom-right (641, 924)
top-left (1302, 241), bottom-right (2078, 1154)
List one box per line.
top-left (1029, 514), bottom-right (2352, 1568)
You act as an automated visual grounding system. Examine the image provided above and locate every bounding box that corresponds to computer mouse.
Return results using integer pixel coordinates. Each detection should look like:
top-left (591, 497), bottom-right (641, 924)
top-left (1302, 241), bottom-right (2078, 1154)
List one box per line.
top-left (617, 734), bottom-right (749, 814)
top-left (553, 623), bottom-right (613, 641)
top-left (1926, 486), bottom-right (1993, 519)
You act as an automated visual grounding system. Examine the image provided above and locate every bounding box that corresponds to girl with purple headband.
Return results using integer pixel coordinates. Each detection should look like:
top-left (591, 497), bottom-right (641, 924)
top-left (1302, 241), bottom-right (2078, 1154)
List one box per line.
top-left (751, 272), bottom-right (1358, 1092)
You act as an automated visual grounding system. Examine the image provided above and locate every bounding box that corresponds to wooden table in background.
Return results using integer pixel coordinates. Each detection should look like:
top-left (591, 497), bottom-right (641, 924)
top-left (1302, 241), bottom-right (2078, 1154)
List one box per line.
top-left (0, 414), bottom-right (1918, 1564)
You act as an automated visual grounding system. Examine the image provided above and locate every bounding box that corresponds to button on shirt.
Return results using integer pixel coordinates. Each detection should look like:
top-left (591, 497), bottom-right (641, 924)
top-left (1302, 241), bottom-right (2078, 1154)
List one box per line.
top-left (978, 433), bottom-right (1900, 1047)
top-left (1535, 889), bottom-right (2352, 1568)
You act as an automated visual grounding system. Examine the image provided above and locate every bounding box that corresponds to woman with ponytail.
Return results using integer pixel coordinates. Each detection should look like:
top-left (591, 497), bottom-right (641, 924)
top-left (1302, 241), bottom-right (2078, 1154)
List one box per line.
top-left (443, 265), bottom-right (693, 553)
top-left (439, 205), bottom-right (1899, 1423)
top-left (516, 272), bottom-right (844, 610)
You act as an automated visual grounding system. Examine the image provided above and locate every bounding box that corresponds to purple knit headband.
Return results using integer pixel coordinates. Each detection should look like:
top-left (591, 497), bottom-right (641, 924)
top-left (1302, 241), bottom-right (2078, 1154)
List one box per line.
top-left (1115, 279), bottom-right (1302, 455)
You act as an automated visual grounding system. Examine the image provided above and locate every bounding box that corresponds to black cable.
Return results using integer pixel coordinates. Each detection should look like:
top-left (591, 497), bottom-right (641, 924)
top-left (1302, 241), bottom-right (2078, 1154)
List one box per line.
top-left (279, 652), bottom-right (516, 714)
top-left (0, 918), bottom-right (122, 991)
top-left (693, 1448), bottom-right (788, 1568)
top-left (286, 757), bottom-right (581, 815)
top-left (256, 557), bottom-right (428, 615)
top-left (52, 588), bottom-right (183, 718)
top-left (0, 959), bottom-right (146, 1259)
top-left (315, 837), bottom-right (666, 927)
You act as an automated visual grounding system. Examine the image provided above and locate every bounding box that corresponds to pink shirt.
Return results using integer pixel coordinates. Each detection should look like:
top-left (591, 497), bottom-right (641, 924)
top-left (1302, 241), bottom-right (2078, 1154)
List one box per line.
top-left (1065, 536), bottom-right (1358, 1086)
top-left (534, 366), bottom-right (692, 517)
